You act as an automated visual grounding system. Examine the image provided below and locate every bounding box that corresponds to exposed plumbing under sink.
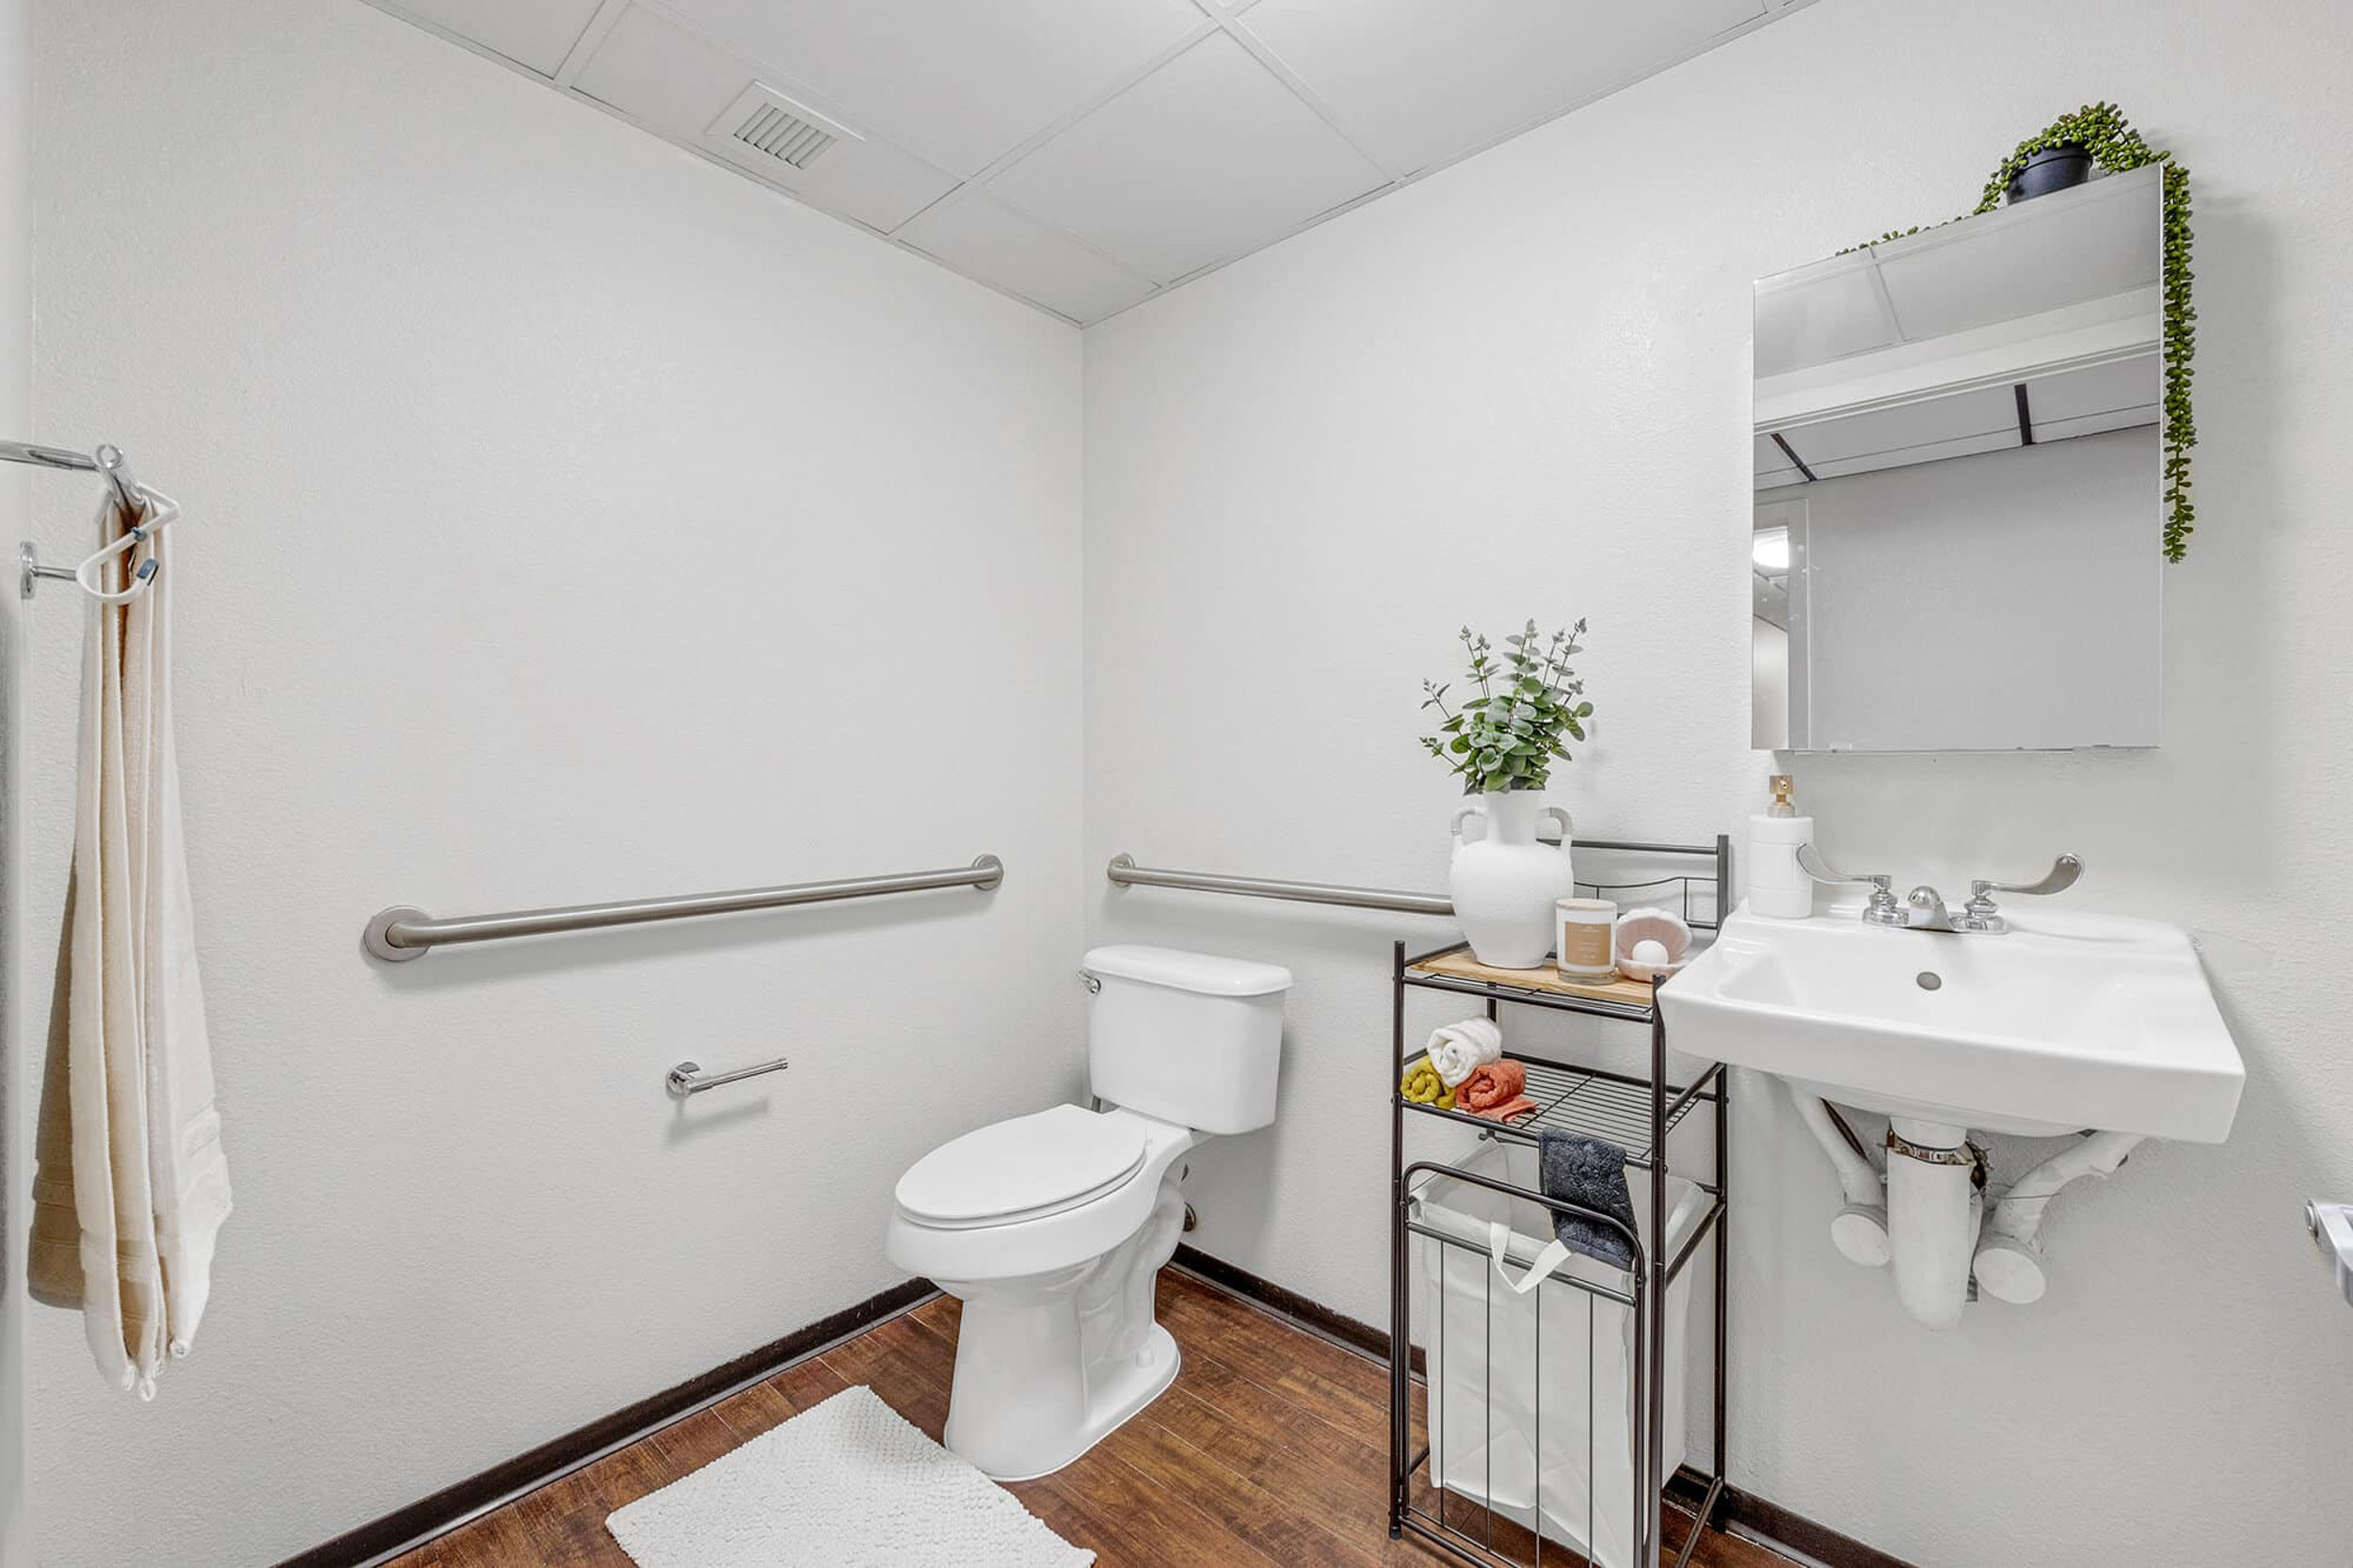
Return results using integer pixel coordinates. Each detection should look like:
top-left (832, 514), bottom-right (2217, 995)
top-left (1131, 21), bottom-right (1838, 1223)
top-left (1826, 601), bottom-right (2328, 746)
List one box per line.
top-left (1786, 1084), bottom-right (2145, 1322)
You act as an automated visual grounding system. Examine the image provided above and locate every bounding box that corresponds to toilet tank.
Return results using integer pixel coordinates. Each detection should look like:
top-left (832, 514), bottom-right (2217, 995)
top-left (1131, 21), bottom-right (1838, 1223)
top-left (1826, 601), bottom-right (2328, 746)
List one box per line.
top-left (1082, 945), bottom-right (1292, 1134)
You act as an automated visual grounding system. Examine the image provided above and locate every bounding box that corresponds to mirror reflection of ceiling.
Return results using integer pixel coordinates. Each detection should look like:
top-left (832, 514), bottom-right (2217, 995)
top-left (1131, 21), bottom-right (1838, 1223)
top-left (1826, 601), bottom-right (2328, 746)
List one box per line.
top-left (1753, 167), bottom-right (2163, 491)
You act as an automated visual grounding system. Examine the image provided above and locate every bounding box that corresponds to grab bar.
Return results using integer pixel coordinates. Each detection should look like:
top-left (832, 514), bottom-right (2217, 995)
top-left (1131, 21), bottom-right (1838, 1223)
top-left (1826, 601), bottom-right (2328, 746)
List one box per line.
top-left (1106, 854), bottom-right (1452, 917)
top-left (1105, 836), bottom-right (1731, 924)
top-left (365, 855), bottom-right (1003, 961)
top-left (2311, 1200), bottom-right (2353, 1305)
top-left (667, 1056), bottom-right (789, 1098)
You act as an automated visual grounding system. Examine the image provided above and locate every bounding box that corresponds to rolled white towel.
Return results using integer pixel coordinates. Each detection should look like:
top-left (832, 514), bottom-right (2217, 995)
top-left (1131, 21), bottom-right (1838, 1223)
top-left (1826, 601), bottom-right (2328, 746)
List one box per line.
top-left (1428, 1017), bottom-right (1504, 1088)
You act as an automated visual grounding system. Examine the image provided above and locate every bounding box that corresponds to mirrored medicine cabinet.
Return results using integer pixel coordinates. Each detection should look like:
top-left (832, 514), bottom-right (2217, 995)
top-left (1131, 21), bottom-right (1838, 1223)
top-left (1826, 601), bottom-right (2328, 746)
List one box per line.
top-left (1752, 165), bottom-right (2166, 752)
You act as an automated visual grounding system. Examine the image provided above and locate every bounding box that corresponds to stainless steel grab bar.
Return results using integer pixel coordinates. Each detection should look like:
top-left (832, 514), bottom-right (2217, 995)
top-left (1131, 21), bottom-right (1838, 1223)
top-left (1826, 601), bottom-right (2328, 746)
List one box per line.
top-left (2312, 1199), bottom-right (2353, 1305)
top-left (364, 855), bottom-right (1003, 961)
top-left (1105, 853), bottom-right (1452, 917)
top-left (667, 1056), bottom-right (789, 1098)
top-left (0, 439), bottom-right (142, 515)
top-left (1103, 836), bottom-right (1731, 924)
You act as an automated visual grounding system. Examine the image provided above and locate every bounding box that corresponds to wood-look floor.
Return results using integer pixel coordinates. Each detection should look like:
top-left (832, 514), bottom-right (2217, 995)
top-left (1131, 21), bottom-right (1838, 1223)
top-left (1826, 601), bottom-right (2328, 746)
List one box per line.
top-left (391, 1269), bottom-right (1787, 1568)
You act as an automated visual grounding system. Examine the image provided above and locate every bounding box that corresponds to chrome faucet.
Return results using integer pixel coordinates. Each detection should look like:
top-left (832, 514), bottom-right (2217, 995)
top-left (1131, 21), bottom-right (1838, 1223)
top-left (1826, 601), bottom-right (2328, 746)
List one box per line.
top-left (1905, 886), bottom-right (1963, 933)
top-left (1796, 846), bottom-right (2082, 935)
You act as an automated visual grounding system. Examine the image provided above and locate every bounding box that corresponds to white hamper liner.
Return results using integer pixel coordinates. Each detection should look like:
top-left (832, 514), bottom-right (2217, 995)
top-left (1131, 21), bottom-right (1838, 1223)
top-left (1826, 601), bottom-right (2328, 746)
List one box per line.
top-left (1410, 1138), bottom-right (1705, 1568)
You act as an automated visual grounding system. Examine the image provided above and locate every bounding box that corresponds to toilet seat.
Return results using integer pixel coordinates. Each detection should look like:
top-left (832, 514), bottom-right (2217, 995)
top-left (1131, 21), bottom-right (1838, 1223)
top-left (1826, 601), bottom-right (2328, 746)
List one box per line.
top-left (895, 1104), bottom-right (1150, 1230)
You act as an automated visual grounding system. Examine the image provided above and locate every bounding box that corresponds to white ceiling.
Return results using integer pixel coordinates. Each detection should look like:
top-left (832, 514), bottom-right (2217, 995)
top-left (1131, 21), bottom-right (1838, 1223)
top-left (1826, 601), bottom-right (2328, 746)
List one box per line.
top-left (369, 0), bottom-right (1817, 327)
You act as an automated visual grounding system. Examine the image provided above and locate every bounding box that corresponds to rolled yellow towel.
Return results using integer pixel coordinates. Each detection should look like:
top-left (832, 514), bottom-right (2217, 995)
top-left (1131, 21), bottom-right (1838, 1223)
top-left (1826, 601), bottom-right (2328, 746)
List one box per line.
top-left (1400, 1055), bottom-right (1457, 1111)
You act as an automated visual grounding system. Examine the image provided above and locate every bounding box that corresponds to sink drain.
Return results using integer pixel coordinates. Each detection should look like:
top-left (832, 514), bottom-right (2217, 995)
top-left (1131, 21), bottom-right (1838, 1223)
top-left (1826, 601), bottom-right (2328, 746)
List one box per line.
top-left (1916, 971), bottom-right (1943, 991)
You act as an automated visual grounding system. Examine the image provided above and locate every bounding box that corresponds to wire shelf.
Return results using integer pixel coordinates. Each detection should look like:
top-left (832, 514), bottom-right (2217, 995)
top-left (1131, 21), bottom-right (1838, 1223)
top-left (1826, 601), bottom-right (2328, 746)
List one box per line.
top-left (1402, 1056), bottom-right (1713, 1171)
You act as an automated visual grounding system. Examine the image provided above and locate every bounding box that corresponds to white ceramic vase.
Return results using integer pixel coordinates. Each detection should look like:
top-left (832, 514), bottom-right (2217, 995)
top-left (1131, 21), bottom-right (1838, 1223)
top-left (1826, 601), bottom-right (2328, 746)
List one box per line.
top-left (1449, 791), bottom-right (1577, 970)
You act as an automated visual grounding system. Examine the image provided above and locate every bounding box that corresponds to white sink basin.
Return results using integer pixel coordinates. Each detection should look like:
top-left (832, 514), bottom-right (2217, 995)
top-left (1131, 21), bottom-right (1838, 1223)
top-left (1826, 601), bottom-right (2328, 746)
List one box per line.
top-left (1662, 904), bottom-right (2245, 1142)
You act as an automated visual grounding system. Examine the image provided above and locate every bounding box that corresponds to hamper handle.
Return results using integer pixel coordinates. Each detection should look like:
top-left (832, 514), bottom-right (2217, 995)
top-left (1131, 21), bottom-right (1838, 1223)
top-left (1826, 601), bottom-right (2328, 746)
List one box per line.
top-left (1487, 1220), bottom-right (1570, 1296)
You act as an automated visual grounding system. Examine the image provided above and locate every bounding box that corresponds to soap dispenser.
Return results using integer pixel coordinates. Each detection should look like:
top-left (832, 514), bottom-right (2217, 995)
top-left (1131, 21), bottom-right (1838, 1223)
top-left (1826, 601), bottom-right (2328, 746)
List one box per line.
top-left (1749, 775), bottom-right (1814, 919)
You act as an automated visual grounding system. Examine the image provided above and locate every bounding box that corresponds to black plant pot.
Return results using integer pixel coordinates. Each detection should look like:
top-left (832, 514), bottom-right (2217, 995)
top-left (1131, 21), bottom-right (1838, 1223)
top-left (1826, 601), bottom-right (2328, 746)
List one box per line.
top-left (2006, 141), bottom-right (2093, 203)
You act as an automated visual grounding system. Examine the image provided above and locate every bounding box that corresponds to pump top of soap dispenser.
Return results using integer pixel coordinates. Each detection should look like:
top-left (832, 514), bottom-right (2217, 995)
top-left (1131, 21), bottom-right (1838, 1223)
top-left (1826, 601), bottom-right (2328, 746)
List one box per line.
top-left (1769, 775), bottom-right (1797, 818)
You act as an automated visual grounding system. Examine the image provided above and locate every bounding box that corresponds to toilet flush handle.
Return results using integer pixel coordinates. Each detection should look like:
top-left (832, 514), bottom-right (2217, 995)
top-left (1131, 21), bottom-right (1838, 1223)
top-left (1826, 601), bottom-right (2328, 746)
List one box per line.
top-left (1079, 969), bottom-right (1101, 994)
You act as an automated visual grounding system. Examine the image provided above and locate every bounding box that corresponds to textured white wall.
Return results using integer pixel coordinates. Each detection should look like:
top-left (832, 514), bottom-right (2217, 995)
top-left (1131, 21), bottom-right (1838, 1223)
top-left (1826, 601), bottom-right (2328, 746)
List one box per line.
top-left (0, 0), bottom-right (29, 1559)
top-left (1084, 0), bottom-right (2353, 1561)
top-left (24, 1), bottom-right (1085, 1563)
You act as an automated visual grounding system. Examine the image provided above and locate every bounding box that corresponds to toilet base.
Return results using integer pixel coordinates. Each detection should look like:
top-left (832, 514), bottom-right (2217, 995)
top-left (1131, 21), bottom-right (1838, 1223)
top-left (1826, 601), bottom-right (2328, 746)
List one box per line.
top-left (947, 1321), bottom-right (1180, 1482)
top-left (932, 1168), bottom-right (1193, 1481)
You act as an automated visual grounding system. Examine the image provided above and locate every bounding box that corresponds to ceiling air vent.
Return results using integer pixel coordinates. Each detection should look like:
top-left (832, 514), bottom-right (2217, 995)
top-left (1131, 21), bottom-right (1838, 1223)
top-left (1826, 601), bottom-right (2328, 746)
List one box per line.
top-left (709, 84), bottom-right (856, 174)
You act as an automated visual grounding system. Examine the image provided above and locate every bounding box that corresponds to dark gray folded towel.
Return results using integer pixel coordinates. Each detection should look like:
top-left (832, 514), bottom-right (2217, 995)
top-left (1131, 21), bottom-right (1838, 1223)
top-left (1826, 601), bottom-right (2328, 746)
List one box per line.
top-left (1538, 1129), bottom-right (1639, 1269)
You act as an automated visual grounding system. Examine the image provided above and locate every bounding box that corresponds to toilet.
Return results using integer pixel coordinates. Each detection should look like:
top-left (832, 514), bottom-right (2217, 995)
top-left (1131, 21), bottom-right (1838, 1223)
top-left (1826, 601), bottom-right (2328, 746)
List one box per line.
top-left (885, 944), bottom-right (1291, 1480)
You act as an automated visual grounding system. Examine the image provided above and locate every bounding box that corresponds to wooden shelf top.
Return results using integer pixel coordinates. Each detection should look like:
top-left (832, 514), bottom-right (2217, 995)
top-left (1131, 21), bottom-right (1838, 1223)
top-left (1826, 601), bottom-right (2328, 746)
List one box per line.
top-left (1408, 945), bottom-right (1663, 1009)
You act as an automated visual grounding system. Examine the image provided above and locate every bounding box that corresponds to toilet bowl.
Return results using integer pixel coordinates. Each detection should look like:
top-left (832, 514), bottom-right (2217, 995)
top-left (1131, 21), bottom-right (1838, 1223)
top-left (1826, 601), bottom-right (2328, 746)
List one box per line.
top-left (885, 945), bottom-right (1291, 1480)
top-left (886, 1104), bottom-right (1198, 1480)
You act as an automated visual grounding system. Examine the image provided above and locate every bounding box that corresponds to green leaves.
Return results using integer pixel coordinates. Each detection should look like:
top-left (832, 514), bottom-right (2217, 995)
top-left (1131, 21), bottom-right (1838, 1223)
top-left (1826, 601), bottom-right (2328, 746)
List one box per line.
top-left (1417, 619), bottom-right (1596, 793)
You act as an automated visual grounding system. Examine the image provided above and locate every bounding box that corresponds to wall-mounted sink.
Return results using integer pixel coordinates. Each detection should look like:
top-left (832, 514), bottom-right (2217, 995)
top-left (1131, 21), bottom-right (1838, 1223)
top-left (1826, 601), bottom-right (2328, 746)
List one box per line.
top-left (1663, 905), bottom-right (2244, 1142)
top-left (1663, 903), bottom-right (2244, 1327)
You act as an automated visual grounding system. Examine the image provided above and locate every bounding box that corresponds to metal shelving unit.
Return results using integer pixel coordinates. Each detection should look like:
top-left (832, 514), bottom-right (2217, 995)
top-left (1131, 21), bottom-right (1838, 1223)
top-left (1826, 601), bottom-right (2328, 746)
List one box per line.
top-left (1388, 835), bottom-right (1730, 1568)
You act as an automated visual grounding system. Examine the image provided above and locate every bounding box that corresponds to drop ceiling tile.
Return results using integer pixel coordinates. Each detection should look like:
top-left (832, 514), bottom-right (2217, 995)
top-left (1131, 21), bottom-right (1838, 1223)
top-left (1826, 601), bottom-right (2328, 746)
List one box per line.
top-left (1242, 0), bottom-right (1766, 175)
top-left (990, 33), bottom-right (1387, 284)
top-left (657, 0), bottom-right (1207, 178)
top-left (575, 6), bottom-right (956, 233)
top-left (380, 0), bottom-right (605, 76)
top-left (900, 192), bottom-right (1157, 324)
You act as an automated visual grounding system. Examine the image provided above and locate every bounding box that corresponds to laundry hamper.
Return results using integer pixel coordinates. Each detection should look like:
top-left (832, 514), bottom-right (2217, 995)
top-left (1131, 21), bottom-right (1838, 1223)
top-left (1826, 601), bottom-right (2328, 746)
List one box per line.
top-left (1409, 1138), bottom-right (1706, 1568)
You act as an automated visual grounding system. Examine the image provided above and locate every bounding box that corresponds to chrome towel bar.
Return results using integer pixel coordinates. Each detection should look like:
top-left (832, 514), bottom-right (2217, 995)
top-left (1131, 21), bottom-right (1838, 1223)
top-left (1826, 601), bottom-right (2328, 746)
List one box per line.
top-left (365, 854), bottom-right (1003, 961)
top-left (1106, 853), bottom-right (1452, 917)
top-left (667, 1056), bottom-right (789, 1098)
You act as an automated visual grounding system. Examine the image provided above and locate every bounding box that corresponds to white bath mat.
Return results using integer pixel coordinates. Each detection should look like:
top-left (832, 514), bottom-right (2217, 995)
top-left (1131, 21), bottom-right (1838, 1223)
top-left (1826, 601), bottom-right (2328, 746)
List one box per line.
top-left (605, 1384), bottom-right (1094, 1568)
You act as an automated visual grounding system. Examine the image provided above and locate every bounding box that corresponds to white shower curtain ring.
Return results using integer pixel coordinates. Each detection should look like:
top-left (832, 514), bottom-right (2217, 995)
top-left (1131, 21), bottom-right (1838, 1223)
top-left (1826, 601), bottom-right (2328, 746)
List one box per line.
top-left (72, 483), bottom-right (179, 604)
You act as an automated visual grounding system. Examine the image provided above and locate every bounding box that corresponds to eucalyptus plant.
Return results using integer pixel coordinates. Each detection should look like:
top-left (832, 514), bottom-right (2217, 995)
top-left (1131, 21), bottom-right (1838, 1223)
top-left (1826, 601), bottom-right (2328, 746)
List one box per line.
top-left (1419, 620), bottom-right (1593, 794)
top-left (1842, 103), bottom-right (2197, 560)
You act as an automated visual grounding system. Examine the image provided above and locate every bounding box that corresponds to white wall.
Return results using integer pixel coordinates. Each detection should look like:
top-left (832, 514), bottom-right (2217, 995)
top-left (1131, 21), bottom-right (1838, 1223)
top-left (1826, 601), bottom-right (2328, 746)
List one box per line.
top-left (24, 2), bottom-right (1085, 1563)
top-left (1084, 0), bottom-right (2353, 1561)
top-left (0, 0), bottom-right (30, 1559)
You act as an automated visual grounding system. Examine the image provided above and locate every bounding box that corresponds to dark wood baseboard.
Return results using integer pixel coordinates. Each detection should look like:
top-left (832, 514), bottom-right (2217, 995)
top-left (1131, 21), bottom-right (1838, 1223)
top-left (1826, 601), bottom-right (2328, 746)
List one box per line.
top-left (1668, 1466), bottom-right (1920, 1568)
top-left (1179, 1244), bottom-right (1918, 1568)
top-left (1171, 1242), bottom-right (1392, 1359)
top-left (276, 1277), bottom-right (936, 1568)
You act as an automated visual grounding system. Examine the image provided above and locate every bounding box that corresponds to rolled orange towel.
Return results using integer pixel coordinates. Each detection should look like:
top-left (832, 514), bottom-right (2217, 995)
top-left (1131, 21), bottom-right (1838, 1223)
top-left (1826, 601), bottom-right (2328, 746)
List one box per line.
top-left (1457, 1059), bottom-right (1527, 1112)
top-left (1468, 1094), bottom-right (1538, 1124)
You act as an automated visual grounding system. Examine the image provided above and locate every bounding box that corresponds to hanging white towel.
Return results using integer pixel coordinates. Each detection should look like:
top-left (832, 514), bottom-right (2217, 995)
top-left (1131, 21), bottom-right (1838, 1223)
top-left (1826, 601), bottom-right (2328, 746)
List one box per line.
top-left (1428, 1016), bottom-right (1503, 1089)
top-left (27, 495), bottom-right (230, 1399)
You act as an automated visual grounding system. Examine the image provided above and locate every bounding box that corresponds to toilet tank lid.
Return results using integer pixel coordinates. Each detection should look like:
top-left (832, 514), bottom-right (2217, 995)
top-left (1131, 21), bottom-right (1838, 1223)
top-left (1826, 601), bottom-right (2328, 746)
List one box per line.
top-left (1082, 944), bottom-right (1293, 997)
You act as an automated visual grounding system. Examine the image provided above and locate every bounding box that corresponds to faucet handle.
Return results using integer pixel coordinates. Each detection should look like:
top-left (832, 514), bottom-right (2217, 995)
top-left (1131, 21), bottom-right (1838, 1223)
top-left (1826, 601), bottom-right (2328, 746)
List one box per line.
top-left (1962, 855), bottom-right (2082, 931)
top-left (1795, 844), bottom-right (1904, 925)
top-left (1968, 856), bottom-right (2083, 903)
top-left (1795, 842), bottom-right (1886, 889)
